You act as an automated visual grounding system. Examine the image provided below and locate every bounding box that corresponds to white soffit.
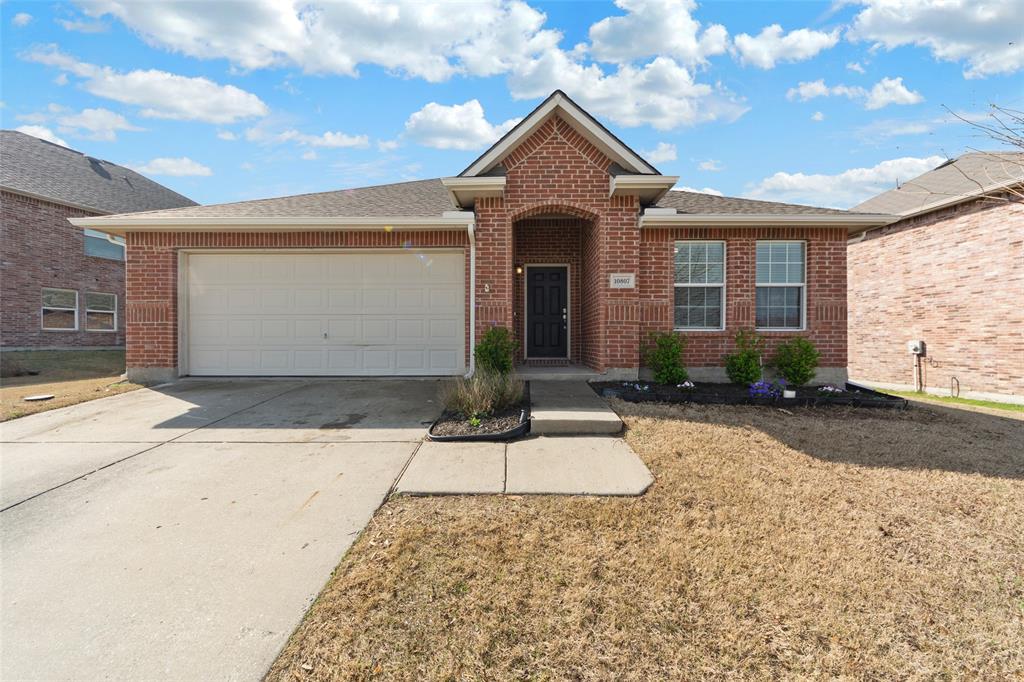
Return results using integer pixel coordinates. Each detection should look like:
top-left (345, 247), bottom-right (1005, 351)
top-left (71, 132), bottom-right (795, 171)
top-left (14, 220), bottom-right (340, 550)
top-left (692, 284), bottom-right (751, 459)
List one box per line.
top-left (440, 176), bottom-right (506, 208)
top-left (610, 175), bottom-right (679, 203)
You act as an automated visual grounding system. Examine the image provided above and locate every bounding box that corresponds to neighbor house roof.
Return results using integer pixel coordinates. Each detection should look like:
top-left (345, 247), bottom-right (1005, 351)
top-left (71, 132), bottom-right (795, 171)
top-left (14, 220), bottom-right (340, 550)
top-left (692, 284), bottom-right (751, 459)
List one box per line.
top-left (853, 151), bottom-right (1024, 217)
top-left (0, 130), bottom-right (196, 214)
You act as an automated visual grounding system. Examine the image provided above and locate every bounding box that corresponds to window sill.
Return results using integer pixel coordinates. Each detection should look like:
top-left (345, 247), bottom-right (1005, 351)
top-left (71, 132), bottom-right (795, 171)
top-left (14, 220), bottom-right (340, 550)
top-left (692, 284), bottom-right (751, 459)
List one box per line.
top-left (42, 328), bottom-right (79, 332)
top-left (755, 328), bottom-right (806, 333)
top-left (673, 328), bottom-right (726, 333)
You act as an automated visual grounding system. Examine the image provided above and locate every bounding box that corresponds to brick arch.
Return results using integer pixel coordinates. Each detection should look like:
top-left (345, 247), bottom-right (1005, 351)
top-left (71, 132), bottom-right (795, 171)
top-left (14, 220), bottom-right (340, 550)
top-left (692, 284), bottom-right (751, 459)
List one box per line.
top-left (509, 202), bottom-right (600, 223)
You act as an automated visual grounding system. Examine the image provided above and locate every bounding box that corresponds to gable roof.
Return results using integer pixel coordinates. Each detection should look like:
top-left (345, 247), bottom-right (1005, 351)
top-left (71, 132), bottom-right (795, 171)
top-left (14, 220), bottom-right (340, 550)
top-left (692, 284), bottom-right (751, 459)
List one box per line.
top-left (853, 151), bottom-right (1024, 217)
top-left (0, 130), bottom-right (197, 214)
top-left (459, 90), bottom-right (660, 177)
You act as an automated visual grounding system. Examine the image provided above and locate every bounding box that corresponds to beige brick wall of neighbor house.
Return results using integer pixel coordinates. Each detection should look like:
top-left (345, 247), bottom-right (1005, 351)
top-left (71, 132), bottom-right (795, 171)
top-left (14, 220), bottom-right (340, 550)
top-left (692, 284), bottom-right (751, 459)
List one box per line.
top-left (0, 190), bottom-right (125, 349)
top-left (848, 197), bottom-right (1024, 402)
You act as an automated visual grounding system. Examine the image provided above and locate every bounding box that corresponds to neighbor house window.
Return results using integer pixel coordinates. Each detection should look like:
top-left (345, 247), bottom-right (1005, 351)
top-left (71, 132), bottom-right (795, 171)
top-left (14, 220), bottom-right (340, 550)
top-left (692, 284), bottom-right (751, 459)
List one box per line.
top-left (84, 229), bottom-right (125, 261)
top-left (673, 241), bottom-right (725, 330)
top-left (42, 288), bottom-right (78, 331)
top-left (85, 292), bottom-right (117, 332)
top-left (756, 241), bottom-right (805, 330)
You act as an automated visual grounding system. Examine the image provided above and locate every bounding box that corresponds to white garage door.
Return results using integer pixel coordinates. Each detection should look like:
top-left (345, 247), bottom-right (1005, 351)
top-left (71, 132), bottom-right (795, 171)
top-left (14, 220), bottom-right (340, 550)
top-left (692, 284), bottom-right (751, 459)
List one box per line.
top-left (186, 251), bottom-right (465, 376)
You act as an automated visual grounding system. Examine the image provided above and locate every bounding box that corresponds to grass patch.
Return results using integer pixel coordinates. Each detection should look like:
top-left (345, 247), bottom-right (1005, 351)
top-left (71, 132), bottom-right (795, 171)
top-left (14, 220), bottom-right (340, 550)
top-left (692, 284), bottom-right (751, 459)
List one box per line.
top-left (1, 350), bottom-right (141, 421)
top-left (881, 389), bottom-right (1024, 414)
top-left (268, 401), bottom-right (1024, 680)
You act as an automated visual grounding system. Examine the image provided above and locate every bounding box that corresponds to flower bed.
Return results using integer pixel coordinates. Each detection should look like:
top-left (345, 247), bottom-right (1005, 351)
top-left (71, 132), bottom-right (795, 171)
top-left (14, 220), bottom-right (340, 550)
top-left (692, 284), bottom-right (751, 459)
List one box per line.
top-left (592, 380), bottom-right (907, 409)
top-left (427, 382), bottom-right (532, 441)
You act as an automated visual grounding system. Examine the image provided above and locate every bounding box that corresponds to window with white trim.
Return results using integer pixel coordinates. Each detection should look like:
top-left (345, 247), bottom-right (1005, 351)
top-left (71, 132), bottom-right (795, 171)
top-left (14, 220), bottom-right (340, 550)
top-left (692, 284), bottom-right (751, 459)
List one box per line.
top-left (673, 241), bottom-right (725, 330)
top-left (85, 292), bottom-right (117, 332)
top-left (755, 241), bottom-right (805, 330)
top-left (42, 288), bottom-right (78, 331)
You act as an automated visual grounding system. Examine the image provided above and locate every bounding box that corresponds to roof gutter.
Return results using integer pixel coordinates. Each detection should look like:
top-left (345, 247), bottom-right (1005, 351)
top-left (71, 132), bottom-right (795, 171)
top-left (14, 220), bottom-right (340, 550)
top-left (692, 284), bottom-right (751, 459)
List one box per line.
top-left (639, 212), bottom-right (896, 231)
top-left (69, 212), bottom-right (477, 236)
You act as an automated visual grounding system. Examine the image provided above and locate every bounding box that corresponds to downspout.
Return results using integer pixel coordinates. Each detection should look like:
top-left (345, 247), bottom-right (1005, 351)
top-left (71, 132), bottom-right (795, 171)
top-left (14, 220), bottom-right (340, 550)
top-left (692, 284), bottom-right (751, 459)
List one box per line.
top-left (466, 220), bottom-right (476, 378)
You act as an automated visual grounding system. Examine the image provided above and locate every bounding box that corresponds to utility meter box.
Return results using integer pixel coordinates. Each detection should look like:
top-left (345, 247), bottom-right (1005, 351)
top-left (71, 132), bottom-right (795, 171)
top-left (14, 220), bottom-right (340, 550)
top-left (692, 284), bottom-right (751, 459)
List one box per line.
top-left (907, 340), bottom-right (926, 355)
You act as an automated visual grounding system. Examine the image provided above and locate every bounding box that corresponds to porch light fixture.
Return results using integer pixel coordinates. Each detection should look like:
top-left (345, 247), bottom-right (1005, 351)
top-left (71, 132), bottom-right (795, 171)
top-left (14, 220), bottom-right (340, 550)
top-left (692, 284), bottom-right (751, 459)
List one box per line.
top-left (515, 265), bottom-right (523, 274)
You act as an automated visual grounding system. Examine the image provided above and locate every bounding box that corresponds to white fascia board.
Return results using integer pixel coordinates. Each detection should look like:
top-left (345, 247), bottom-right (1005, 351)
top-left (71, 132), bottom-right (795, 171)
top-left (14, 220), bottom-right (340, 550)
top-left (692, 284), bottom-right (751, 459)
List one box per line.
top-left (639, 213), bottom-right (896, 230)
top-left (69, 214), bottom-right (476, 236)
top-left (441, 176), bottom-right (506, 208)
top-left (609, 175), bottom-right (679, 197)
top-left (462, 92), bottom-right (657, 177)
top-left (888, 178), bottom-right (1023, 221)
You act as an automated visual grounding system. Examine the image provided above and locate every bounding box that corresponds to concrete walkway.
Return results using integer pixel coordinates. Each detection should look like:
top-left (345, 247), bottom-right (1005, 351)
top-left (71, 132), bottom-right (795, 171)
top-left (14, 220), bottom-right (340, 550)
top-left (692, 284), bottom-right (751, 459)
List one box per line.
top-left (529, 380), bottom-right (623, 435)
top-left (396, 436), bottom-right (653, 496)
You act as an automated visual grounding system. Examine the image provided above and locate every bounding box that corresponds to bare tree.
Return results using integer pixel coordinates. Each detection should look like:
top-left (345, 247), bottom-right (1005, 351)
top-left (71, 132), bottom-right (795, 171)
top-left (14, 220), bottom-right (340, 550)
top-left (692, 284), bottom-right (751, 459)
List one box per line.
top-left (943, 104), bottom-right (1024, 203)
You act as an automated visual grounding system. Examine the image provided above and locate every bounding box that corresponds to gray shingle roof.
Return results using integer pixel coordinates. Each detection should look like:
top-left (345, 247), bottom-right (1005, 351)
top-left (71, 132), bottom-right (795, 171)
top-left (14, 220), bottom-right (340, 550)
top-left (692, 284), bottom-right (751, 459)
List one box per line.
top-left (853, 151), bottom-right (1024, 215)
top-left (654, 190), bottom-right (853, 215)
top-left (0, 130), bottom-right (196, 214)
top-left (117, 178), bottom-right (457, 219)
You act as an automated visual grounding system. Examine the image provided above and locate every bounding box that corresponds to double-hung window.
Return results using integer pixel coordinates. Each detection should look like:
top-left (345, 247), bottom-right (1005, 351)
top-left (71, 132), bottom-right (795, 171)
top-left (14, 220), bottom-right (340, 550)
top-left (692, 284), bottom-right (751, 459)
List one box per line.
top-left (755, 241), bottom-right (805, 330)
top-left (42, 288), bottom-right (78, 331)
top-left (673, 241), bottom-right (725, 330)
top-left (85, 293), bottom-right (117, 331)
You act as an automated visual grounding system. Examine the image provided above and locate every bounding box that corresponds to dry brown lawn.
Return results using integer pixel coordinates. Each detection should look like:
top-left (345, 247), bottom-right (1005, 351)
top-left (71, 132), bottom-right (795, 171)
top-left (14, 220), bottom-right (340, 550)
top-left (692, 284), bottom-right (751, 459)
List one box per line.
top-left (1, 350), bottom-right (141, 421)
top-left (269, 401), bottom-right (1024, 681)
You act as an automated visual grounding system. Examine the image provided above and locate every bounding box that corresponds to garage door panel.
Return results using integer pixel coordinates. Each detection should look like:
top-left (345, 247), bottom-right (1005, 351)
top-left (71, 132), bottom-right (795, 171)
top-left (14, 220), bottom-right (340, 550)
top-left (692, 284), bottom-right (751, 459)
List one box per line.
top-left (187, 251), bottom-right (464, 376)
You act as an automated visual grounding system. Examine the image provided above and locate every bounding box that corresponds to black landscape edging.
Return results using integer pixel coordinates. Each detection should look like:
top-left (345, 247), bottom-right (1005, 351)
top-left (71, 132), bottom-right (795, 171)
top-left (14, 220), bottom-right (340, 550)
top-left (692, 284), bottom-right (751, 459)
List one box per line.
top-left (595, 381), bottom-right (907, 410)
top-left (427, 381), bottom-right (532, 442)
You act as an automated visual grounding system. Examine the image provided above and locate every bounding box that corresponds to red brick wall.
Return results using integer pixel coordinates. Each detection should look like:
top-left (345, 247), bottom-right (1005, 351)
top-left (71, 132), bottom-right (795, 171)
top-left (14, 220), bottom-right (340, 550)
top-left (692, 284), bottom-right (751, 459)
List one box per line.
top-left (639, 226), bottom-right (848, 369)
top-left (123, 231), bottom-right (469, 373)
top-left (0, 190), bottom-right (125, 349)
top-left (512, 218), bottom-right (583, 362)
top-left (848, 197), bottom-right (1024, 399)
top-left (477, 114), bottom-right (641, 372)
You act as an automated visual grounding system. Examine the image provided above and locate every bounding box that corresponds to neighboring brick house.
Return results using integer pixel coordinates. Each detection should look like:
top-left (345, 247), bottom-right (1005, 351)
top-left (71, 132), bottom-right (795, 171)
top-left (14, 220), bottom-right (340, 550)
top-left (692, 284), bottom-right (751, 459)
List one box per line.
top-left (849, 152), bottom-right (1024, 404)
top-left (1, 130), bottom-right (196, 350)
top-left (73, 91), bottom-right (890, 384)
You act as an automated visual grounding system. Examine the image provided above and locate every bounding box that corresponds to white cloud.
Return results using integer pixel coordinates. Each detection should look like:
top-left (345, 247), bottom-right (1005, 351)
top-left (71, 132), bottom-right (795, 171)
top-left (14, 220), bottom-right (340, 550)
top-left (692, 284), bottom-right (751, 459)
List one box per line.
top-left (277, 129), bottom-right (370, 148)
top-left (733, 24), bottom-right (839, 69)
top-left (786, 76), bottom-right (922, 110)
top-left (12, 12), bottom-right (33, 27)
top-left (133, 157), bottom-right (213, 177)
top-left (217, 130), bottom-right (237, 141)
top-left (509, 52), bottom-right (747, 130)
top-left (23, 46), bottom-right (268, 124)
top-left (641, 142), bottom-right (677, 164)
top-left (57, 107), bottom-right (142, 141)
top-left (811, 111), bottom-right (825, 121)
top-left (864, 76), bottom-right (924, 110)
top-left (54, 73), bottom-right (69, 86)
top-left (675, 185), bottom-right (724, 196)
top-left (58, 18), bottom-right (109, 33)
top-left (377, 139), bottom-right (400, 152)
top-left (698, 159), bottom-right (723, 171)
top-left (587, 0), bottom-right (728, 66)
top-left (301, 150), bottom-right (317, 161)
top-left (847, 0), bottom-right (1024, 79)
top-left (403, 99), bottom-right (520, 150)
top-left (746, 155), bottom-right (946, 208)
top-left (80, 0), bottom-right (561, 83)
top-left (14, 125), bottom-right (68, 147)
top-left (846, 61), bottom-right (866, 74)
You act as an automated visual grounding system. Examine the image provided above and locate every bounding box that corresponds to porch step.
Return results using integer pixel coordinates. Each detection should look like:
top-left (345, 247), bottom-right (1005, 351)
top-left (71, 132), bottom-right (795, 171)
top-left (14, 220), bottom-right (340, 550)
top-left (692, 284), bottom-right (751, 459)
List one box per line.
top-left (529, 380), bottom-right (623, 435)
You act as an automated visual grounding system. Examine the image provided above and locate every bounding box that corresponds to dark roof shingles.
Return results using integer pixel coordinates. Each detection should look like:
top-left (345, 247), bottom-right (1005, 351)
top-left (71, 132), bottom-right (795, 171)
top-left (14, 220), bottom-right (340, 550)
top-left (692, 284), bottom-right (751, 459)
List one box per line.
top-left (0, 130), bottom-right (197, 214)
top-left (654, 190), bottom-right (854, 216)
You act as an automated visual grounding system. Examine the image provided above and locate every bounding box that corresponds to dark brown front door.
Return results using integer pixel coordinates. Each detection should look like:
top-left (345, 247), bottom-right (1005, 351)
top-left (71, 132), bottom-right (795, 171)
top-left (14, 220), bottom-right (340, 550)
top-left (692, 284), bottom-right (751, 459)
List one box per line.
top-left (526, 266), bottom-right (568, 358)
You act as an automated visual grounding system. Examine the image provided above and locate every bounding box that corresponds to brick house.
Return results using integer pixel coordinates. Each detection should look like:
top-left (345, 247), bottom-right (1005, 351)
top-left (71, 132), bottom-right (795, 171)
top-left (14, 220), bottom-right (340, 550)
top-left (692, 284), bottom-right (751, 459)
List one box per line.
top-left (1, 130), bottom-right (196, 350)
top-left (72, 91), bottom-right (889, 384)
top-left (849, 152), bottom-right (1024, 404)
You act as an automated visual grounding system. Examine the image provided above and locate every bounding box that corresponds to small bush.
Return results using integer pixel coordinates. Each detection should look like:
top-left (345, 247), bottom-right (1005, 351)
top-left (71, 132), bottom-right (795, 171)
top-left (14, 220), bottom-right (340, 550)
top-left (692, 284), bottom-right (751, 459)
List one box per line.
top-left (773, 337), bottom-right (820, 387)
top-left (724, 329), bottom-right (764, 385)
top-left (440, 372), bottom-right (524, 419)
top-left (474, 327), bottom-right (518, 376)
top-left (643, 332), bottom-right (688, 385)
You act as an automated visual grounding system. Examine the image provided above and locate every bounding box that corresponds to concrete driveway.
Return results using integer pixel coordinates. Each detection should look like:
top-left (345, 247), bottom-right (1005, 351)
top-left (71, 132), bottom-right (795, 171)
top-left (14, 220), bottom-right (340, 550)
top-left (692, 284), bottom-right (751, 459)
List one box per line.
top-left (0, 379), bottom-right (441, 681)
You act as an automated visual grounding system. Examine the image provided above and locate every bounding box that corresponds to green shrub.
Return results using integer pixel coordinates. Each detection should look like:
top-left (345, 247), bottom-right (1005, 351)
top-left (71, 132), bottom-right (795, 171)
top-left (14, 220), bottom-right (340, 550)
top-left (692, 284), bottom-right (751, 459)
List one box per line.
top-left (474, 326), bottom-right (518, 376)
top-left (643, 332), bottom-right (688, 385)
top-left (440, 372), bottom-right (524, 418)
top-left (773, 337), bottom-right (820, 387)
top-left (724, 329), bottom-right (765, 384)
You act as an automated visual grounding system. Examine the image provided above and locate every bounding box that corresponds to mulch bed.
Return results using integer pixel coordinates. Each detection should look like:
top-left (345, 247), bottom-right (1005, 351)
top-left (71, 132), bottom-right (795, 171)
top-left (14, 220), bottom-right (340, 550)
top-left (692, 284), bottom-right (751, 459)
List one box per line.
top-left (592, 380), bottom-right (907, 409)
top-left (428, 383), bottom-right (532, 441)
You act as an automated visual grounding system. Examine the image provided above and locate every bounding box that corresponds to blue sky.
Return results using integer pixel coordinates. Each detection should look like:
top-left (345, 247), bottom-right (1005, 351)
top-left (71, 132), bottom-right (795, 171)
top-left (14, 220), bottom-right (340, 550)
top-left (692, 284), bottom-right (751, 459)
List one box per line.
top-left (2, 0), bottom-right (1021, 208)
